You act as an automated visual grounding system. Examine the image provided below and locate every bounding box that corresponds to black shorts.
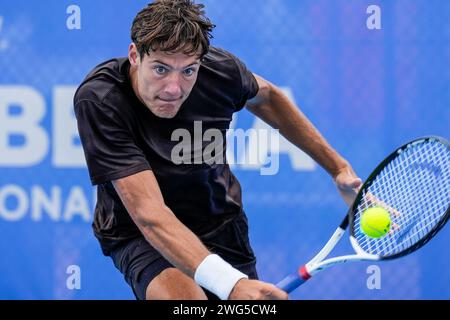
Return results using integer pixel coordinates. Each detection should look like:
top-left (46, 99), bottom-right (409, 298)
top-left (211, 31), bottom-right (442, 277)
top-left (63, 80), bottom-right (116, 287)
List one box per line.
top-left (110, 213), bottom-right (258, 300)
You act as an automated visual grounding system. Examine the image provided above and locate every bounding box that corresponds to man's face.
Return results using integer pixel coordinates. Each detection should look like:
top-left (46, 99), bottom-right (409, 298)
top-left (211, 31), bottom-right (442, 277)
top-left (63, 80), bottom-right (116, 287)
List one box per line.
top-left (129, 44), bottom-right (201, 119)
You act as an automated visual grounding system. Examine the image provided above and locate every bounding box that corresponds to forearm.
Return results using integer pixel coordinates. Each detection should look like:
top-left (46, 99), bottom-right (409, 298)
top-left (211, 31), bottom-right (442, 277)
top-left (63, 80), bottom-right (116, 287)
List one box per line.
top-left (248, 84), bottom-right (349, 178)
top-left (136, 205), bottom-right (210, 278)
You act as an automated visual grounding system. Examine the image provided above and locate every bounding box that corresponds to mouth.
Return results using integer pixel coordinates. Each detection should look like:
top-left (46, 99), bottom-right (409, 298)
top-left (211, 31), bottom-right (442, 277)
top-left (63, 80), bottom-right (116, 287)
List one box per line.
top-left (157, 97), bottom-right (183, 103)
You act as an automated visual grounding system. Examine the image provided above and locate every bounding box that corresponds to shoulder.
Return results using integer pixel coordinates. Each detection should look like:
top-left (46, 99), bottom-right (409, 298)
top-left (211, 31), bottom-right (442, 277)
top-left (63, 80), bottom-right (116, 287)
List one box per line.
top-left (74, 57), bottom-right (130, 107)
top-left (195, 47), bottom-right (258, 110)
top-left (202, 47), bottom-right (239, 64)
top-left (200, 47), bottom-right (248, 79)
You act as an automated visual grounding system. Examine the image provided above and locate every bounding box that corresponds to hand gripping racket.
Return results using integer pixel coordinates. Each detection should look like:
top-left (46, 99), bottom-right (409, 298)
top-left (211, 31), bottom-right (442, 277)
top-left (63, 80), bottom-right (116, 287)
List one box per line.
top-left (277, 136), bottom-right (450, 293)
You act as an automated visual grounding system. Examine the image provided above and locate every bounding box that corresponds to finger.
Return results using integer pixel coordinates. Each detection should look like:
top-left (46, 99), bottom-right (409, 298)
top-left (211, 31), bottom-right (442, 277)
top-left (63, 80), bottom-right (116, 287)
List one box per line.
top-left (339, 178), bottom-right (363, 191)
top-left (366, 192), bottom-right (402, 218)
top-left (352, 178), bottom-right (363, 188)
top-left (265, 286), bottom-right (289, 300)
top-left (388, 223), bottom-right (401, 235)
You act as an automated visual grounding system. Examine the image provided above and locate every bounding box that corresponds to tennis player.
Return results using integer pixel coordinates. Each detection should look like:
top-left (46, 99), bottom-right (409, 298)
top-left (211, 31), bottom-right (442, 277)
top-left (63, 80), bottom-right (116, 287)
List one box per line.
top-left (74, 0), bottom-right (362, 300)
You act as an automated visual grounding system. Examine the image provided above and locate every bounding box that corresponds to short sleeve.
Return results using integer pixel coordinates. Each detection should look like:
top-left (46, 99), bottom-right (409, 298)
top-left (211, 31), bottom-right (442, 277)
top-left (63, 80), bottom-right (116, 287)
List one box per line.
top-left (232, 56), bottom-right (260, 111)
top-left (74, 99), bottom-right (151, 185)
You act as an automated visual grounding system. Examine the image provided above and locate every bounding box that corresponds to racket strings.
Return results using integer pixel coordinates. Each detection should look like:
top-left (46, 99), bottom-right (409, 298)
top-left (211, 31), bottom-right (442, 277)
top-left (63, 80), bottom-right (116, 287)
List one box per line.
top-left (385, 142), bottom-right (449, 250)
top-left (370, 145), bottom-right (448, 254)
top-left (354, 140), bottom-right (449, 257)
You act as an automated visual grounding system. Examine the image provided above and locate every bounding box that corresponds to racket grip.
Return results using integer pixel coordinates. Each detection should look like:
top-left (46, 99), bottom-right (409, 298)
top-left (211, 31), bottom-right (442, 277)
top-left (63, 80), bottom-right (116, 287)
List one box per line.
top-left (276, 273), bottom-right (308, 293)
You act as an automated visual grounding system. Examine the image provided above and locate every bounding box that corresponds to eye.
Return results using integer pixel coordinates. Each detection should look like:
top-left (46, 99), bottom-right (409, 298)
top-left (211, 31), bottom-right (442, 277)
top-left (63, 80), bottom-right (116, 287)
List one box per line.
top-left (183, 68), bottom-right (196, 77)
top-left (154, 66), bottom-right (168, 75)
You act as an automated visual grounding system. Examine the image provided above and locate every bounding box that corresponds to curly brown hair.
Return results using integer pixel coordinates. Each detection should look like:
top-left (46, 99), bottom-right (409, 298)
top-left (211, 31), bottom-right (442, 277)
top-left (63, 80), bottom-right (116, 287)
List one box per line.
top-left (131, 0), bottom-right (215, 58)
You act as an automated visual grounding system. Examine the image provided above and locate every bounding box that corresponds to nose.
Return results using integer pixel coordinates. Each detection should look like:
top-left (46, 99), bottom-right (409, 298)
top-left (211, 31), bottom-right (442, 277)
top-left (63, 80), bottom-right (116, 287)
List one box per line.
top-left (163, 73), bottom-right (182, 98)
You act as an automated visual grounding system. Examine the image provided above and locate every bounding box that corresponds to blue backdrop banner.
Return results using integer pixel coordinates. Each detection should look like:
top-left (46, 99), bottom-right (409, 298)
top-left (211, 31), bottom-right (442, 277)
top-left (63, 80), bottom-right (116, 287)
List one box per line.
top-left (0, 0), bottom-right (449, 299)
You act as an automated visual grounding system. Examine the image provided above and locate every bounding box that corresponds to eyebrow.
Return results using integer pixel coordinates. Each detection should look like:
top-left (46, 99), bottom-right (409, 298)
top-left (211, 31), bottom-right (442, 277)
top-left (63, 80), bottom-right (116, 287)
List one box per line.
top-left (151, 60), bottom-right (200, 69)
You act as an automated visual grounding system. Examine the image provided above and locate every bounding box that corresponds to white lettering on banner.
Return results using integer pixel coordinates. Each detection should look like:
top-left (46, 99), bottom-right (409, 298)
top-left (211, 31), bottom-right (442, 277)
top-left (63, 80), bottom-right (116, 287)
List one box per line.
top-left (63, 186), bottom-right (90, 222)
top-left (31, 186), bottom-right (61, 221)
top-left (0, 184), bottom-right (93, 222)
top-left (0, 16), bottom-right (9, 51)
top-left (53, 86), bottom-right (85, 167)
top-left (0, 85), bottom-right (316, 172)
top-left (245, 118), bottom-right (316, 171)
top-left (0, 185), bottom-right (28, 221)
top-left (0, 85), bottom-right (86, 167)
top-left (0, 86), bottom-right (49, 166)
top-left (230, 88), bottom-right (316, 172)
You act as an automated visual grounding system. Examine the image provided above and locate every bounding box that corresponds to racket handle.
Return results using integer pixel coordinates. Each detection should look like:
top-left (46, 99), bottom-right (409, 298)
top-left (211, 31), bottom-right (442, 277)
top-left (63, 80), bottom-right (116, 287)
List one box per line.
top-left (276, 272), bottom-right (309, 293)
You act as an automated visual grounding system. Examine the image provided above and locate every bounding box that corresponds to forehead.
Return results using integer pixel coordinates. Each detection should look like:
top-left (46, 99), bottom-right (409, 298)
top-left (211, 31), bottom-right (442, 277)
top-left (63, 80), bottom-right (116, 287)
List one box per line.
top-left (144, 49), bottom-right (202, 66)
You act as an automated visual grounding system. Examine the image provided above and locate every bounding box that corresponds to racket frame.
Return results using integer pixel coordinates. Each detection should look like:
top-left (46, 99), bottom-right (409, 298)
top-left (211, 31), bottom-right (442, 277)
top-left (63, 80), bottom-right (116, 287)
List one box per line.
top-left (349, 136), bottom-right (450, 260)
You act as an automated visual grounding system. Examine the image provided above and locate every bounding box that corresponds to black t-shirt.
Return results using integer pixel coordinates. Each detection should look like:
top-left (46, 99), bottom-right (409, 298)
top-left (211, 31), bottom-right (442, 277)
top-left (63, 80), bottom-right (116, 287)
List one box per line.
top-left (74, 47), bottom-right (259, 255)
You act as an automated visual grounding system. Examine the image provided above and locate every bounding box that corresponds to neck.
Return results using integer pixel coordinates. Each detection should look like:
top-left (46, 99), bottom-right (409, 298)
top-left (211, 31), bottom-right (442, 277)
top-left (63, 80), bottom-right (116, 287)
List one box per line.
top-left (128, 64), bottom-right (145, 105)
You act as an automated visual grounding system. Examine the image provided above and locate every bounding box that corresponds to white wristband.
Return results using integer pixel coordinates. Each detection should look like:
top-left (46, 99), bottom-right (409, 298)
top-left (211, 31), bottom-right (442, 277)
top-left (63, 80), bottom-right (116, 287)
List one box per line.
top-left (194, 254), bottom-right (248, 300)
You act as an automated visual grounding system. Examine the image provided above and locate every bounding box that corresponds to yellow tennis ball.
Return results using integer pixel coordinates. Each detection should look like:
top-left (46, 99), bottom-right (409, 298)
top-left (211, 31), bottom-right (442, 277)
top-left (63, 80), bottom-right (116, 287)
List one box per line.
top-left (360, 207), bottom-right (391, 238)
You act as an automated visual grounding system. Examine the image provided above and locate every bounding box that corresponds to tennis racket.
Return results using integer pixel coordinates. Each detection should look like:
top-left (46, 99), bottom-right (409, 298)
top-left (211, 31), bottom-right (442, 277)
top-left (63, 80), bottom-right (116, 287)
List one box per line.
top-left (277, 136), bottom-right (450, 293)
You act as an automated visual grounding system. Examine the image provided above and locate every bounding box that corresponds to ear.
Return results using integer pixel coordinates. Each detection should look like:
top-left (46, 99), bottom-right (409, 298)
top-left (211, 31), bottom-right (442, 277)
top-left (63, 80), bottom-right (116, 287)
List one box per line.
top-left (128, 43), bottom-right (140, 67)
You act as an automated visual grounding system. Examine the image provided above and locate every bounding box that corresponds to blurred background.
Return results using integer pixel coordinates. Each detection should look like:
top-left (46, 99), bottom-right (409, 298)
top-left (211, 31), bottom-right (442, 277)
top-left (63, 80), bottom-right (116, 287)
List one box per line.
top-left (0, 0), bottom-right (448, 299)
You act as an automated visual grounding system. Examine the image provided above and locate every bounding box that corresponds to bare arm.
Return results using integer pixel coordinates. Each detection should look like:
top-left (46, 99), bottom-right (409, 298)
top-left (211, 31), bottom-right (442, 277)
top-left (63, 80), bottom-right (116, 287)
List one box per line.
top-left (247, 74), bottom-right (349, 177)
top-left (113, 170), bottom-right (210, 277)
top-left (247, 74), bottom-right (362, 205)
